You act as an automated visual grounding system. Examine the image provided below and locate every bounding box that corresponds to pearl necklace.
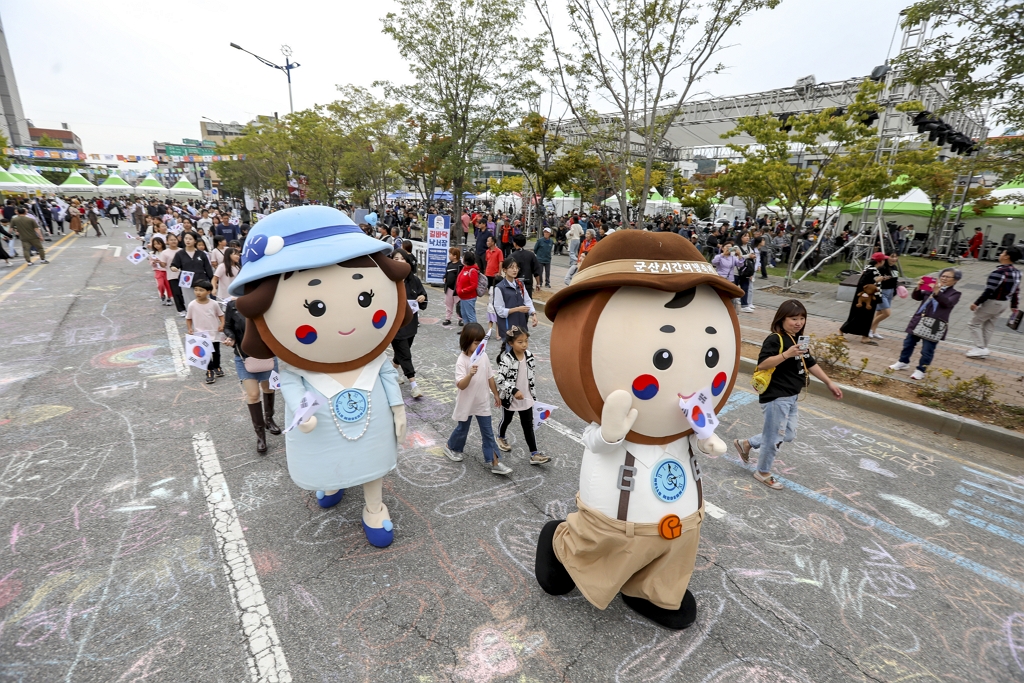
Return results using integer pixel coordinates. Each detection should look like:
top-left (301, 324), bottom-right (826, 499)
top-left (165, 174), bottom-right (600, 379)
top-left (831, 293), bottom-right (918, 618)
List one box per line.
top-left (329, 391), bottom-right (372, 441)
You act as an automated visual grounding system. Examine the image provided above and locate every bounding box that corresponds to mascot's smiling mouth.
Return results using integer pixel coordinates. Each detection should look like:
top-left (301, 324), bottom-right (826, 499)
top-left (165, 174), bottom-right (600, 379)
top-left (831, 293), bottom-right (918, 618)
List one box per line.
top-left (677, 391), bottom-right (695, 400)
top-left (338, 328), bottom-right (356, 336)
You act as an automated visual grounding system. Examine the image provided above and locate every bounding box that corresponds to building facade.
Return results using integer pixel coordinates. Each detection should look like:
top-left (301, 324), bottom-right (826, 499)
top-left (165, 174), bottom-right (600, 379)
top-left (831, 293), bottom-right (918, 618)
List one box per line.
top-left (0, 13), bottom-right (29, 147)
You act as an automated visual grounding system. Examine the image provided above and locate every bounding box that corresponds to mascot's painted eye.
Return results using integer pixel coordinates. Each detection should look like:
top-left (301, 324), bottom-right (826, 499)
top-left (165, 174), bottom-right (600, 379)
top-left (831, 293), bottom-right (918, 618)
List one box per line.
top-left (653, 349), bottom-right (673, 370)
top-left (303, 299), bottom-right (326, 317)
top-left (358, 290), bottom-right (374, 308)
top-left (705, 347), bottom-right (720, 368)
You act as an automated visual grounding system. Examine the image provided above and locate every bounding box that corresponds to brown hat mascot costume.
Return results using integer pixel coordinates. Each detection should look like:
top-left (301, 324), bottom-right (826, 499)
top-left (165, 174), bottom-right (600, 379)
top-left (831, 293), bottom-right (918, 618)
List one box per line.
top-left (535, 230), bottom-right (743, 629)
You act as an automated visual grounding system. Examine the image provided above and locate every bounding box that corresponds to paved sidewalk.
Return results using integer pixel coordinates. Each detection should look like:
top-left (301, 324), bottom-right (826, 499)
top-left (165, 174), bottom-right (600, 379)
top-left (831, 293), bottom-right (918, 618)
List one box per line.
top-left (531, 250), bottom-right (1023, 407)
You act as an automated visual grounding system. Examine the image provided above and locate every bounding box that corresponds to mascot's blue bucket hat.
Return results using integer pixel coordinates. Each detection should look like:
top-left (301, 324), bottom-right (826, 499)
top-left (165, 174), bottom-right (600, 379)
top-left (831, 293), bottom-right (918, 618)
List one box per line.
top-left (229, 206), bottom-right (391, 297)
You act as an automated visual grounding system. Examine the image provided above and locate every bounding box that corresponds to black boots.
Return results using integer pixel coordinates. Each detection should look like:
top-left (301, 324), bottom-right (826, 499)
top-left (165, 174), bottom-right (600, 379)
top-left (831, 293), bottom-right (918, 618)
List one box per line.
top-left (263, 392), bottom-right (282, 435)
top-left (621, 590), bottom-right (697, 630)
top-left (535, 520), bottom-right (576, 595)
top-left (247, 402), bottom-right (267, 453)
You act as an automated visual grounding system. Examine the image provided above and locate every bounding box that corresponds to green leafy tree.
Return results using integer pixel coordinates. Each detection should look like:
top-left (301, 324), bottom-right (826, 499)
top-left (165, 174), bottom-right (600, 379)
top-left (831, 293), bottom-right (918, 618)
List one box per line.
top-left (286, 107), bottom-right (351, 205)
top-left (894, 0), bottom-right (1024, 129)
top-left (381, 0), bottom-right (543, 243)
top-left (491, 112), bottom-right (598, 226)
top-left (0, 132), bottom-right (9, 169)
top-left (36, 134), bottom-right (64, 149)
top-left (534, 0), bottom-right (780, 220)
top-left (673, 173), bottom-right (719, 220)
top-left (402, 117), bottom-right (452, 201)
top-left (212, 122), bottom-right (292, 200)
top-left (721, 80), bottom-right (922, 286)
top-left (332, 86), bottom-right (412, 208)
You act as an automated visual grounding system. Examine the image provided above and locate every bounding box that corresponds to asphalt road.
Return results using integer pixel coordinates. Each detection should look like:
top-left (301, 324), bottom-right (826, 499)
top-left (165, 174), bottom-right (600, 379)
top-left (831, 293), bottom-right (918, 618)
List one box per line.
top-left (2, 225), bottom-right (1023, 683)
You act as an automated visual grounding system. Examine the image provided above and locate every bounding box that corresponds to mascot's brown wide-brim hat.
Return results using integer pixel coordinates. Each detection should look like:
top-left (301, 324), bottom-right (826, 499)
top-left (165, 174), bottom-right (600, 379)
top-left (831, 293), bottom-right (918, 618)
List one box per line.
top-left (545, 230), bottom-right (743, 320)
top-left (545, 230), bottom-right (744, 444)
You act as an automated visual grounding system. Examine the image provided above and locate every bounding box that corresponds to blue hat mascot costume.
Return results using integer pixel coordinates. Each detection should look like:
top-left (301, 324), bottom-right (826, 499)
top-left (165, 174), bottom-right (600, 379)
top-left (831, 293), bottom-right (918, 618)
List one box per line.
top-left (230, 206), bottom-right (411, 547)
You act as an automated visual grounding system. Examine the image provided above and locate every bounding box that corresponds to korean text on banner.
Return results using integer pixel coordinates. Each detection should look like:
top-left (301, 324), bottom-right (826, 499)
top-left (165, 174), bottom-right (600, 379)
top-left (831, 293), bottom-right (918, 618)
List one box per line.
top-left (424, 214), bottom-right (450, 285)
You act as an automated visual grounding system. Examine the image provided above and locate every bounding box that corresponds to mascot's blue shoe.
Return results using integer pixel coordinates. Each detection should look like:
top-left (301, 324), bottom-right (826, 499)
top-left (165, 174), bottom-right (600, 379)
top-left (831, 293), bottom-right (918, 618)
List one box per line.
top-left (361, 519), bottom-right (394, 548)
top-left (315, 490), bottom-right (344, 508)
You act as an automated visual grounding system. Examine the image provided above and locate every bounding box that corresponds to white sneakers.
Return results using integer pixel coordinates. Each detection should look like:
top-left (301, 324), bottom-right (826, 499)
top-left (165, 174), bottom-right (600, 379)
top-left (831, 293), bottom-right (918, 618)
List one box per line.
top-left (910, 370), bottom-right (925, 380)
top-left (965, 347), bottom-right (990, 358)
top-left (410, 384), bottom-right (423, 398)
top-left (869, 331), bottom-right (884, 340)
top-left (888, 361), bottom-right (910, 371)
top-left (741, 306), bottom-right (755, 313)
top-left (443, 446), bottom-right (463, 462)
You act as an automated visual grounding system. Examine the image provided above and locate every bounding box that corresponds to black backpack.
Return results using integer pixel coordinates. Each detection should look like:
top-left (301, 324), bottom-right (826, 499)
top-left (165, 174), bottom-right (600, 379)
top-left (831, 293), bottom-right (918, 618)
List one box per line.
top-left (737, 256), bottom-right (756, 279)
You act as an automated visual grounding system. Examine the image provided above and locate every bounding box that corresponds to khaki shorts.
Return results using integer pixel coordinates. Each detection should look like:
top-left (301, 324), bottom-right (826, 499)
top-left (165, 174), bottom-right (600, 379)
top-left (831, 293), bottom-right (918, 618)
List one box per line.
top-left (552, 494), bottom-right (703, 610)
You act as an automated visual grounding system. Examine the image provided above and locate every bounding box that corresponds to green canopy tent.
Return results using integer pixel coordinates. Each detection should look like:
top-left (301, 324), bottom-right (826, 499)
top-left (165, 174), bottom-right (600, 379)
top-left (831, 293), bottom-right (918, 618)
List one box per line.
top-left (135, 174), bottom-right (168, 197)
top-left (58, 170), bottom-right (100, 197)
top-left (169, 176), bottom-right (203, 200)
top-left (0, 167), bottom-right (28, 194)
top-left (99, 173), bottom-right (134, 197)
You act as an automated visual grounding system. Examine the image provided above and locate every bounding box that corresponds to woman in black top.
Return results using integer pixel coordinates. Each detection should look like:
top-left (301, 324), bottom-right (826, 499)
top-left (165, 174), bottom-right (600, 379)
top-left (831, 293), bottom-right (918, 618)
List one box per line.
top-left (170, 232), bottom-right (214, 309)
top-left (869, 254), bottom-right (901, 340)
top-left (391, 249), bottom-right (427, 398)
top-left (840, 253), bottom-right (885, 345)
top-left (735, 300), bottom-right (843, 490)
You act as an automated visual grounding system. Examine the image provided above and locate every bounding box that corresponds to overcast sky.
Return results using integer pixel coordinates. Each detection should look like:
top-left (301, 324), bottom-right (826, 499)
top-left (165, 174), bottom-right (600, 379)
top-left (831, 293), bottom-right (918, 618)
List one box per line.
top-left (3, 0), bottom-right (908, 158)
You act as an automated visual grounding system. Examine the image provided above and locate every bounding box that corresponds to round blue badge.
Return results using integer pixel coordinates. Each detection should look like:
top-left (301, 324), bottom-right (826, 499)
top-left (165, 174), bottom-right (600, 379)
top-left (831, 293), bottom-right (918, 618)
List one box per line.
top-left (333, 389), bottom-right (368, 423)
top-left (651, 459), bottom-right (687, 502)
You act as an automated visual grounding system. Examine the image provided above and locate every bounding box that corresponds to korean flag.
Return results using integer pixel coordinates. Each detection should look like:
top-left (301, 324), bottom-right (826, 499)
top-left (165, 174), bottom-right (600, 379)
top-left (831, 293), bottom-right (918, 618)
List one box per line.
top-left (126, 247), bottom-right (148, 265)
top-left (532, 401), bottom-right (557, 428)
top-left (678, 386), bottom-right (719, 440)
top-left (179, 270), bottom-right (195, 288)
top-left (184, 334), bottom-right (213, 370)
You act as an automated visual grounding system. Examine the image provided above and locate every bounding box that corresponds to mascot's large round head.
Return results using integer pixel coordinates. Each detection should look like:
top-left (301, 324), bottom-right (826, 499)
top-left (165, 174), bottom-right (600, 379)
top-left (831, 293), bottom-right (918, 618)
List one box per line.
top-left (228, 206), bottom-right (411, 373)
top-left (545, 230), bottom-right (744, 445)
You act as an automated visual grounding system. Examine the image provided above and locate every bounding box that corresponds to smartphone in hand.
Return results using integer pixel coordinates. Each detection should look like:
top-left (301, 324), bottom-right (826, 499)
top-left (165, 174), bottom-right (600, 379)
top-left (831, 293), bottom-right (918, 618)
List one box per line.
top-left (798, 335), bottom-right (810, 351)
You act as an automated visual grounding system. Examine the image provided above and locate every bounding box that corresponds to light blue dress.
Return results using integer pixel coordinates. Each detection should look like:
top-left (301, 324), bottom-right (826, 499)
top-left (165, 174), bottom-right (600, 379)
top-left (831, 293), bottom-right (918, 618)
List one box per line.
top-left (279, 355), bottom-right (404, 491)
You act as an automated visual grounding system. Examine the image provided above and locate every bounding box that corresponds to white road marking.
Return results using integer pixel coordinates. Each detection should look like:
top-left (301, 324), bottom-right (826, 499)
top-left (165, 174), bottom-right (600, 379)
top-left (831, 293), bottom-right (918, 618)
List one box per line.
top-left (543, 417), bottom-right (583, 444)
top-left (193, 432), bottom-right (291, 683)
top-left (90, 244), bottom-right (122, 257)
top-left (111, 505), bottom-right (156, 512)
top-left (165, 318), bottom-right (189, 379)
top-left (705, 502), bottom-right (727, 519)
top-left (878, 493), bottom-right (949, 527)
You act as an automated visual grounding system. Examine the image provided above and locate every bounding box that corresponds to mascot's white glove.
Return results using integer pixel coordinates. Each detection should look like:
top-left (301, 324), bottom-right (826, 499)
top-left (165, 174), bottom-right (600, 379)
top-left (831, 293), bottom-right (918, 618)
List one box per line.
top-left (392, 405), bottom-right (407, 443)
top-left (298, 416), bottom-right (317, 433)
top-left (697, 434), bottom-right (727, 456)
top-left (600, 389), bottom-right (638, 444)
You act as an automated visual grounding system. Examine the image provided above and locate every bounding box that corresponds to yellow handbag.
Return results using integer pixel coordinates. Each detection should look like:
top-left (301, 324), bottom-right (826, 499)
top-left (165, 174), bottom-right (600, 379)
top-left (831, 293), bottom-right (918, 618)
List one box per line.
top-left (750, 333), bottom-right (784, 395)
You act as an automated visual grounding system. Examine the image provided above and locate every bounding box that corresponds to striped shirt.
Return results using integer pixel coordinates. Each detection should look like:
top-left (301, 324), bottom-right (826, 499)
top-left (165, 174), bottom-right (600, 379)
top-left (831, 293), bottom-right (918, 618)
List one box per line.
top-left (975, 264), bottom-right (1020, 310)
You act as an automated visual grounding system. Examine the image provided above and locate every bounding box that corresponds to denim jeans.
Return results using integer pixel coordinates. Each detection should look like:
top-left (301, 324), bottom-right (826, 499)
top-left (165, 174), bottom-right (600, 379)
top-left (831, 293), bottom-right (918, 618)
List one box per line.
top-left (739, 278), bottom-right (752, 306)
top-left (460, 298), bottom-right (477, 323)
top-left (748, 394), bottom-right (799, 473)
top-left (899, 333), bottom-right (937, 372)
top-left (568, 239), bottom-right (580, 265)
top-left (448, 415), bottom-right (499, 463)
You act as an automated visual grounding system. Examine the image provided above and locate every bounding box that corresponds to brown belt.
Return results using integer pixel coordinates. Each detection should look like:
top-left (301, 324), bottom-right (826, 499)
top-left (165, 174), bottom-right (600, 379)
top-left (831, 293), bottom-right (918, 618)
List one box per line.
top-left (616, 445), bottom-right (703, 522)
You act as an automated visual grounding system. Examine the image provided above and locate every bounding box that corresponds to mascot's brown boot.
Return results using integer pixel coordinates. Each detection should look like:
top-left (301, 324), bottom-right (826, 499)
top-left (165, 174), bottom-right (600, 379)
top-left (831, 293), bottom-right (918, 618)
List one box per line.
top-left (247, 402), bottom-right (268, 453)
top-left (621, 590), bottom-right (697, 630)
top-left (535, 520), bottom-right (575, 595)
top-left (263, 392), bottom-right (282, 435)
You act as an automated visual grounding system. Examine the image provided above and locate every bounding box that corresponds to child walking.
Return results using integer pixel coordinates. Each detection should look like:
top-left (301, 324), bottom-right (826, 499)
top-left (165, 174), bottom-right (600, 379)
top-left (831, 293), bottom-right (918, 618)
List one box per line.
top-left (442, 246), bottom-right (464, 327)
top-left (186, 279), bottom-right (225, 384)
top-left (495, 327), bottom-right (550, 465)
top-left (150, 236), bottom-right (172, 305)
top-left (444, 323), bottom-right (511, 475)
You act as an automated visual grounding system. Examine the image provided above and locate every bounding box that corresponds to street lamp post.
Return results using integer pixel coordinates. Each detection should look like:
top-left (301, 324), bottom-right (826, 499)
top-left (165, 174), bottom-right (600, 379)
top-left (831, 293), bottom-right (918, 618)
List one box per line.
top-left (229, 43), bottom-right (301, 114)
